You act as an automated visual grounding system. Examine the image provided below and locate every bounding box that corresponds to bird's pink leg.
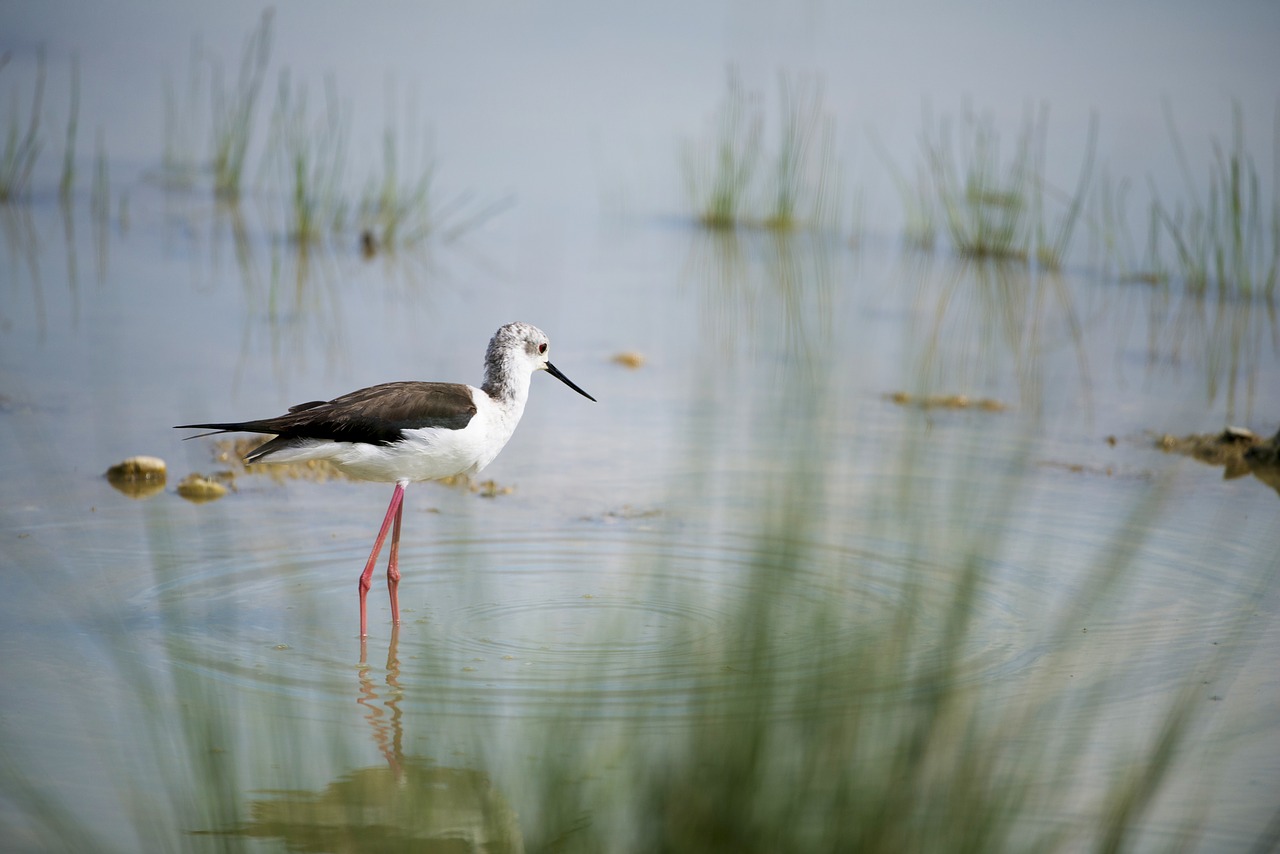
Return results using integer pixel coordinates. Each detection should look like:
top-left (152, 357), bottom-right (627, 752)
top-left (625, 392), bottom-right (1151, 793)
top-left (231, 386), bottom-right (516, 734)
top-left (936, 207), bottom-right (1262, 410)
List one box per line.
top-left (386, 490), bottom-right (405, 625)
top-left (359, 482), bottom-right (406, 637)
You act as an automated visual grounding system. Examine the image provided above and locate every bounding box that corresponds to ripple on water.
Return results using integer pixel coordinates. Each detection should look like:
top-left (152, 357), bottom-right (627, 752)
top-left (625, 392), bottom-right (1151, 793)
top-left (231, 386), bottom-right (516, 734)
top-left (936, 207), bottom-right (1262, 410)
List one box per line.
top-left (331, 525), bottom-right (1053, 721)
top-left (142, 488), bottom-right (1258, 725)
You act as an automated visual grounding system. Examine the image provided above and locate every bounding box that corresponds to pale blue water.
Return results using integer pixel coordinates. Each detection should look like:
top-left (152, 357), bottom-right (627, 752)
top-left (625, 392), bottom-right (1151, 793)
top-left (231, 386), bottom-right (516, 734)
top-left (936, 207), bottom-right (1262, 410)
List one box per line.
top-left (1, 3), bottom-right (1278, 851)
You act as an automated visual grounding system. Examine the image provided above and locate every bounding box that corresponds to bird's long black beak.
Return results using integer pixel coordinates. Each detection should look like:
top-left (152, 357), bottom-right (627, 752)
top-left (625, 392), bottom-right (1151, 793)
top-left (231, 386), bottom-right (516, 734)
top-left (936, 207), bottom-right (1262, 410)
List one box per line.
top-left (546, 362), bottom-right (596, 401)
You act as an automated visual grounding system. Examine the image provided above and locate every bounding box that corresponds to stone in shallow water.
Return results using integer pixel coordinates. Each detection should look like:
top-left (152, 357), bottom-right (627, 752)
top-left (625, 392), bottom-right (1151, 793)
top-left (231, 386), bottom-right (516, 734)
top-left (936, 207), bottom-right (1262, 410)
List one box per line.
top-left (176, 473), bottom-right (229, 503)
top-left (105, 455), bottom-right (167, 499)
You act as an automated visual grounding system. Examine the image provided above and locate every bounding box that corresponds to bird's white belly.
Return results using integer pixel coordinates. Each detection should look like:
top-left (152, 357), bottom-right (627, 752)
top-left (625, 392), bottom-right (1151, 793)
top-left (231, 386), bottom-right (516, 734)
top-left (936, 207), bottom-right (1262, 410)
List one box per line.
top-left (258, 414), bottom-right (518, 484)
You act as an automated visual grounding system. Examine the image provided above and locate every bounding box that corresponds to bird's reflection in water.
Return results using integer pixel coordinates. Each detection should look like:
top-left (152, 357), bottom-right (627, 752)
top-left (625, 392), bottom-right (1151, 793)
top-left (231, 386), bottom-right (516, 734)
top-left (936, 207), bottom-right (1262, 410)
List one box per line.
top-left (226, 629), bottom-right (525, 853)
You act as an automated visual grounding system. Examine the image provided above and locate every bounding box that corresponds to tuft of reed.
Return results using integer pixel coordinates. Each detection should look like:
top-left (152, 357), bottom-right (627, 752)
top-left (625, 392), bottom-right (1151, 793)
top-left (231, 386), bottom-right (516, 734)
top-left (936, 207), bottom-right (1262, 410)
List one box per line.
top-left (1031, 111), bottom-right (1097, 268)
top-left (58, 53), bottom-right (79, 205)
top-left (0, 48), bottom-right (45, 204)
top-left (764, 73), bottom-right (840, 230)
top-left (356, 126), bottom-right (434, 249)
top-left (923, 105), bottom-right (1035, 261)
top-left (871, 126), bottom-right (937, 250)
top-left (1091, 168), bottom-right (1169, 284)
top-left (683, 69), bottom-right (763, 229)
top-left (161, 37), bottom-right (207, 190)
top-left (355, 119), bottom-right (512, 251)
top-left (1154, 102), bottom-right (1278, 298)
top-left (919, 104), bottom-right (1095, 267)
top-left (210, 10), bottom-right (273, 200)
top-left (683, 70), bottom-right (841, 232)
top-left (90, 127), bottom-right (109, 224)
top-left (265, 73), bottom-right (349, 246)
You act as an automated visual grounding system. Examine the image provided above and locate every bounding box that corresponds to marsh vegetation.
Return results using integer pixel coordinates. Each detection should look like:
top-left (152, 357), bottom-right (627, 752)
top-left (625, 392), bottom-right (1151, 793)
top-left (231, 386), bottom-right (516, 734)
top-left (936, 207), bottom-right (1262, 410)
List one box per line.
top-left (0, 8), bottom-right (1277, 853)
top-left (682, 70), bottom-right (840, 232)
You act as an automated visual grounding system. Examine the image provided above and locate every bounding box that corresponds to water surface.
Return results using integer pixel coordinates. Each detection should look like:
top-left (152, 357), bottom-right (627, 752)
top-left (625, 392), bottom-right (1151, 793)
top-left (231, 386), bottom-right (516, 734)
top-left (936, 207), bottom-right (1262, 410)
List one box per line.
top-left (1, 3), bottom-right (1278, 852)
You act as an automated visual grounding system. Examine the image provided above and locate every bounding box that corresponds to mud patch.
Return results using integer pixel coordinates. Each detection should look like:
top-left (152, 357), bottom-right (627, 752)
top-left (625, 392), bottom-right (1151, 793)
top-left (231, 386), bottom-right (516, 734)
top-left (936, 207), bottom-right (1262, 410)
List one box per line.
top-left (1155, 427), bottom-right (1280, 496)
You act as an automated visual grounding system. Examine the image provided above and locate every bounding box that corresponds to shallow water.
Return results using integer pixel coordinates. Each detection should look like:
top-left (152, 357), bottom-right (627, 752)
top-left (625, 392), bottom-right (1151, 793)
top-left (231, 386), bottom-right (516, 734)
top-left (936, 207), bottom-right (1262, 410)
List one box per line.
top-left (2, 3), bottom-right (1279, 852)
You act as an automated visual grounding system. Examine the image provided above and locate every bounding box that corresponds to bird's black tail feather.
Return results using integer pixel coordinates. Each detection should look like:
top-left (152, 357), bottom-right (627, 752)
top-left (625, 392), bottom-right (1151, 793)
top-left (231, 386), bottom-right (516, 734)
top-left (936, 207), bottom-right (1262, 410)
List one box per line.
top-left (174, 422), bottom-right (267, 440)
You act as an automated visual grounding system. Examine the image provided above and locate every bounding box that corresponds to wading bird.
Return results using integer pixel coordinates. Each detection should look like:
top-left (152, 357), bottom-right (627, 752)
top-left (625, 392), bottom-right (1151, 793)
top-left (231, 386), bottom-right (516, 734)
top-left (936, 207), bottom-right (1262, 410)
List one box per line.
top-left (177, 322), bottom-right (595, 636)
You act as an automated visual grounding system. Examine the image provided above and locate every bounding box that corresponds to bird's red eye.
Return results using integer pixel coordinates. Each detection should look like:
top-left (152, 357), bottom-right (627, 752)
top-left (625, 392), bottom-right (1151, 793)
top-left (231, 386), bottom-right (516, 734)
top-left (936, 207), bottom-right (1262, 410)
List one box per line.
top-left (539, 343), bottom-right (547, 354)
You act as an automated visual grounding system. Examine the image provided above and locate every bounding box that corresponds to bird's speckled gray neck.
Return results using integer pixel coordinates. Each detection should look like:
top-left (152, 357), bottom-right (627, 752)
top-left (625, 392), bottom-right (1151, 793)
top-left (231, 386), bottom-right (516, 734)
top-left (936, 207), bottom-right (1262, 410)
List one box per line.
top-left (480, 321), bottom-right (542, 402)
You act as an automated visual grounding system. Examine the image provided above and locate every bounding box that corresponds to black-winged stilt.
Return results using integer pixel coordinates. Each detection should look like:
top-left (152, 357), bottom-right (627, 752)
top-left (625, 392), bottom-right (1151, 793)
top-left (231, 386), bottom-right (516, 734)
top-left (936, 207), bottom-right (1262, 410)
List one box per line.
top-left (177, 322), bottom-right (596, 637)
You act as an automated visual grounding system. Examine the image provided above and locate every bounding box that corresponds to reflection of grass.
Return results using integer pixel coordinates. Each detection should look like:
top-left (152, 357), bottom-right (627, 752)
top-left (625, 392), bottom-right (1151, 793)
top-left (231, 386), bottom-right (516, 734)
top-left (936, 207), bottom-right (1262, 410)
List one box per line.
top-left (684, 71), bottom-right (839, 231)
top-left (0, 49), bottom-right (45, 203)
top-left (908, 258), bottom-right (1090, 416)
top-left (210, 10), bottom-right (273, 200)
top-left (1156, 103), bottom-right (1278, 297)
top-left (1148, 286), bottom-right (1279, 422)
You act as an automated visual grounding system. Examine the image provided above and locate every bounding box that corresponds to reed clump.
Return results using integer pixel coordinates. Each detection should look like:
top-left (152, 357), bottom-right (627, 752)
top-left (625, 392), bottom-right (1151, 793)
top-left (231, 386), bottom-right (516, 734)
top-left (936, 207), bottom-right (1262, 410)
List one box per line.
top-left (684, 70), bottom-right (840, 231)
top-left (918, 104), bottom-right (1095, 268)
top-left (0, 49), bottom-right (45, 204)
top-left (210, 10), bottom-right (273, 200)
top-left (1154, 103), bottom-right (1278, 298)
top-left (265, 73), bottom-right (349, 246)
top-left (157, 13), bottom-right (497, 251)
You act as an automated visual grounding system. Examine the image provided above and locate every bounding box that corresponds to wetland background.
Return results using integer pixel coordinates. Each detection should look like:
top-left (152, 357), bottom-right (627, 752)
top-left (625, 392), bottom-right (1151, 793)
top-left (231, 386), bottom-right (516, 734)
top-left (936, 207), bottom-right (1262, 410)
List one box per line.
top-left (2, 2), bottom-right (1279, 852)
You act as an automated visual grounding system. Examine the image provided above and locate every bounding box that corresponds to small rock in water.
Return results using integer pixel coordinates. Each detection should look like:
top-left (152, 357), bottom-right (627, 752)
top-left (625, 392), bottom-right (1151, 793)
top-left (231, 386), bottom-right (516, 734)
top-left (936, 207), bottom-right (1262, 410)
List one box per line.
top-left (105, 455), bottom-right (168, 499)
top-left (884, 391), bottom-right (1006, 412)
top-left (1156, 425), bottom-right (1280, 495)
top-left (612, 351), bottom-right (646, 369)
top-left (177, 473), bottom-right (229, 503)
top-left (1221, 426), bottom-right (1256, 443)
top-left (106, 455), bottom-right (167, 479)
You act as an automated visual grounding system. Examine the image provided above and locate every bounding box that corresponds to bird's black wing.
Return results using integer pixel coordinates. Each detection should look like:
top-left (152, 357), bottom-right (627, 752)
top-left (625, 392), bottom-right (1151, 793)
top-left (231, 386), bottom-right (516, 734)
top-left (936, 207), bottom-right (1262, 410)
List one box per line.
top-left (176, 381), bottom-right (479, 446)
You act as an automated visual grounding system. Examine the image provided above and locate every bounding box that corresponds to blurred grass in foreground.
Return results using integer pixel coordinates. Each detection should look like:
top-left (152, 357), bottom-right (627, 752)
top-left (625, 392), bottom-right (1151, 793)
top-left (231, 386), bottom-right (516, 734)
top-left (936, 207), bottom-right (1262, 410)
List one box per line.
top-left (2, 347), bottom-right (1277, 853)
